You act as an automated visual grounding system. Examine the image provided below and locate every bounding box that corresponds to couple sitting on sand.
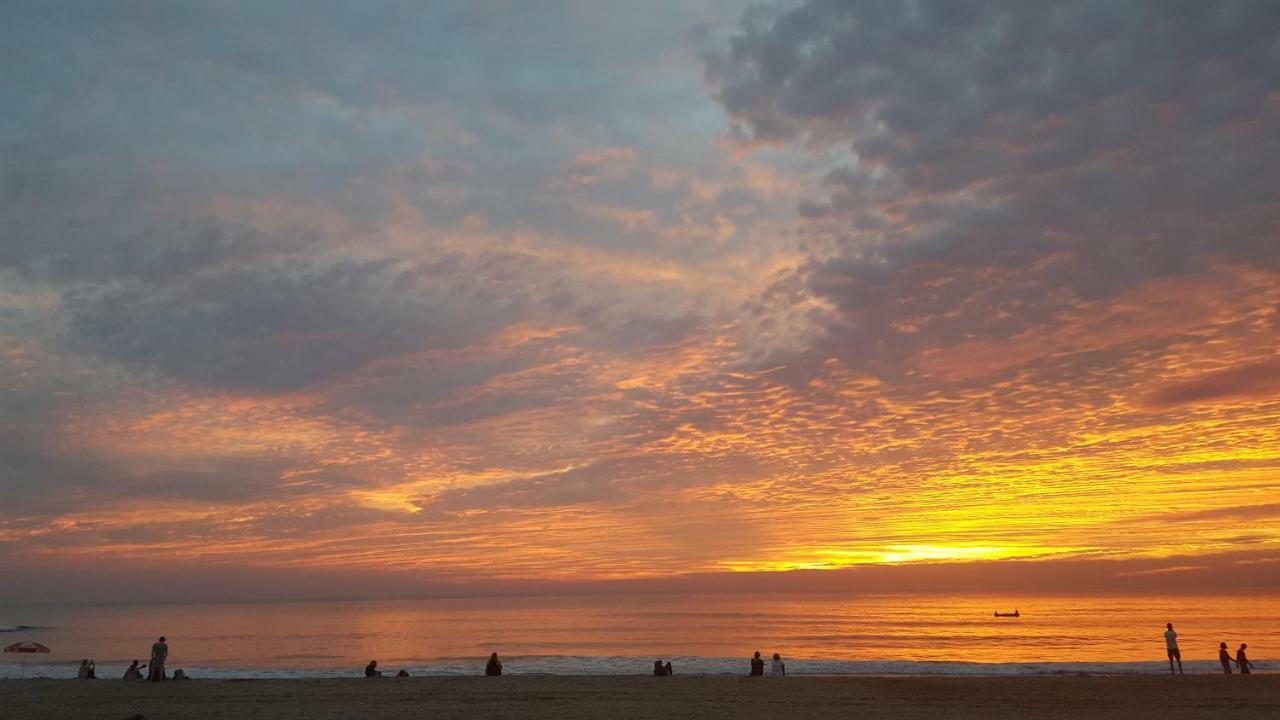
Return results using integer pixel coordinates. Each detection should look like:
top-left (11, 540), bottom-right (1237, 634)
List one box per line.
top-left (749, 651), bottom-right (785, 676)
top-left (365, 660), bottom-right (411, 677)
top-left (653, 659), bottom-right (673, 676)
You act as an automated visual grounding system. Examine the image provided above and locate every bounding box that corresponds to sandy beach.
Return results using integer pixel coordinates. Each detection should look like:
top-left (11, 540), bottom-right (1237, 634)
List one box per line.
top-left (1, 675), bottom-right (1276, 720)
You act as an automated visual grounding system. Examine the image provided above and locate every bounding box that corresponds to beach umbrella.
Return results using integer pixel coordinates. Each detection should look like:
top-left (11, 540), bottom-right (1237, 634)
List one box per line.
top-left (4, 641), bottom-right (50, 678)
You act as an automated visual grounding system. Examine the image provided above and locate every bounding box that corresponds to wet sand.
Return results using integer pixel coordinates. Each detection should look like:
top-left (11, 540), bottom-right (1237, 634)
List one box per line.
top-left (2, 674), bottom-right (1277, 720)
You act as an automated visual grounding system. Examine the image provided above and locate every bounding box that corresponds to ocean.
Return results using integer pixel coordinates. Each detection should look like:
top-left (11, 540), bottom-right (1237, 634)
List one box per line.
top-left (2, 593), bottom-right (1274, 679)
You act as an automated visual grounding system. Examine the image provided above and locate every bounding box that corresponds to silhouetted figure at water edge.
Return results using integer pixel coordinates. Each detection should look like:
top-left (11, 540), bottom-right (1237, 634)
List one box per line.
top-left (771, 653), bottom-right (786, 676)
top-left (1219, 642), bottom-right (1235, 674)
top-left (123, 660), bottom-right (145, 680)
top-left (77, 660), bottom-right (96, 679)
top-left (365, 660), bottom-right (382, 677)
top-left (653, 660), bottom-right (672, 676)
top-left (749, 651), bottom-right (765, 676)
top-left (396, 669), bottom-right (410, 677)
top-left (1164, 624), bottom-right (1182, 675)
top-left (485, 652), bottom-right (503, 676)
top-left (1236, 643), bottom-right (1253, 674)
top-left (148, 636), bottom-right (168, 681)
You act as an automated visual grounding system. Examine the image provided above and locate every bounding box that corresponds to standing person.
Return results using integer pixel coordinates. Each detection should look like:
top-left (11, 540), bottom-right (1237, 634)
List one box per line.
top-left (148, 636), bottom-right (168, 681)
top-left (1236, 644), bottom-right (1253, 674)
top-left (770, 652), bottom-right (786, 676)
top-left (485, 652), bottom-right (503, 676)
top-left (1164, 624), bottom-right (1182, 675)
top-left (1219, 642), bottom-right (1235, 674)
top-left (749, 651), bottom-right (765, 676)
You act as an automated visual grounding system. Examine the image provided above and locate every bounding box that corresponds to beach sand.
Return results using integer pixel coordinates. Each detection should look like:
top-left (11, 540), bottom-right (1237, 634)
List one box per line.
top-left (2, 675), bottom-right (1277, 720)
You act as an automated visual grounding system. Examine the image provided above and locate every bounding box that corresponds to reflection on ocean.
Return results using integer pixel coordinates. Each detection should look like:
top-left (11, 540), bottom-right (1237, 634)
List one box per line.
top-left (2, 594), bottom-right (1275, 677)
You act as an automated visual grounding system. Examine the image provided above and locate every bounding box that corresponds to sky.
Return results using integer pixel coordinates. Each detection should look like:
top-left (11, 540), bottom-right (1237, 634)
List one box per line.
top-left (2, 0), bottom-right (1279, 603)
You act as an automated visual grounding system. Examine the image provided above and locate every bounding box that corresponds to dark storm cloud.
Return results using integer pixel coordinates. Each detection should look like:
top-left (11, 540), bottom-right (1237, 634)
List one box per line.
top-left (710, 0), bottom-right (1280, 377)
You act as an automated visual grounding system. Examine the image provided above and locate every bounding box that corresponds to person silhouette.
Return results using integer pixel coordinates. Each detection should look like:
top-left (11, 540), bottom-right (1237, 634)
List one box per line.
top-left (1236, 643), bottom-right (1253, 674)
top-left (365, 660), bottom-right (382, 677)
top-left (749, 651), bottom-right (765, 676)
top-left (1164, 624), bottom-right (1182, 675)
top-left (148, 636), bottom-right (168, 681)
top-left (485, 652), bottom-right (503, 676)
top-left (123, 660), bottom-right (145, 680)
top-left (1219, 642), bottom-right (1235, 674)
top-left (652, 659), bottom-right (672, 676)
top-left (771, 652), bottom-right (786, 676)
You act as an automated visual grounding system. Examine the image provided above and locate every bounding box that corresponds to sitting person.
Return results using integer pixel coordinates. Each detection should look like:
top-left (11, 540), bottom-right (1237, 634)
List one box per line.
top-left (485, 652), bottom-right (503, 676)
top-left (77, 660), bottom-right (92, 679)
top-left (771, 653), bottom-right (786, 676)
top-left (123, 660), bottom-right (146, 680)
top-left (652, 659), bottom-right (673, 676)
top-left (172, 669), bottom-right (188, 680)
top-left (749, 651), bottom-right (764, 676)
top-left (396, 669), bottom-right (410, 677)
top-left (365, 660), bottom-right (383, 677)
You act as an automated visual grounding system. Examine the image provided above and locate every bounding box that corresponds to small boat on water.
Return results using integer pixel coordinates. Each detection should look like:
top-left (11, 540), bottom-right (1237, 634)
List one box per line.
top-left (993, 610), bottom-right (1020, 618)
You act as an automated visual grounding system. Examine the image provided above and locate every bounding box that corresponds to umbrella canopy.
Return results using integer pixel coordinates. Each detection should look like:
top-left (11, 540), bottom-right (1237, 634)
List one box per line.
top-left (3, 641), bottom-right (50, 654)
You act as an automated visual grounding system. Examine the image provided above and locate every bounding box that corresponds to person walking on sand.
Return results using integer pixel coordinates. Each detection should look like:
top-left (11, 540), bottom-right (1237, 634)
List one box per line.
top-left (1164, 623), bottom-right (1182, 675)
top-left (771, 653), bottom-right (786, 676)
top-left (1236, 643), bottom-right (1253, 674)
top-left (749, 651), bottom-right (765, 676)
top-left (1219, 642), bottom-right (1235, 674)
top-left (485, 652), bottom-right (503, 676)
top-left (148, 636), bottom-right (168, 681)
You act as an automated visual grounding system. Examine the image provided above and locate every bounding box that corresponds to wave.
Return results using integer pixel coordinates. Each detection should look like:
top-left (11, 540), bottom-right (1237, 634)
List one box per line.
top-left (1, 655), bottom-right (1269, 680)
top-left (0, 625), bottom-right (53, 633)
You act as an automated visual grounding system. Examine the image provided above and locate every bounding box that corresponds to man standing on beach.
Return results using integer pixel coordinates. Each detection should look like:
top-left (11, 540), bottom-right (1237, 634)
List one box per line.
top-left (1164, 623), bottom-right (1182, 675)
top-left (148, 636), bottom-right (168, 681)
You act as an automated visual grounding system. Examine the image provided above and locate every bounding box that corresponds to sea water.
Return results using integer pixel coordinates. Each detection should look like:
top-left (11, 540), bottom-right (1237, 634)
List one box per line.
top-left (2, 593), bottom-right (1275, 679)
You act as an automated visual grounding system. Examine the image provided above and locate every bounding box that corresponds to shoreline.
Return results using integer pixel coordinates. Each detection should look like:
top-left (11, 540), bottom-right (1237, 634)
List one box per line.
top-left (3, 675), bottom-right (1278, 720)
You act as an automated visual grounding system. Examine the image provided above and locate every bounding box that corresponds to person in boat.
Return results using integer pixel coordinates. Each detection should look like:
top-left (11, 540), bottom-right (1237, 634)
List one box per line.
top-left (749, 651), bottom-right (765, 676)
top-left (652, 659), bottom-right (672, 676)
top-left (1236, 643), bottom-right (1252, 674)
top-left (123, 660), bottom-right (146, 680)
top-left (1164, 623), bottom-right (1183, 675)
top-left (365, 660), bottom-right (383, 677)
top-left (485, 652), bottom-right (503, 676)
top-left (771, 653), bottom-right (786, 676)
top-left (1219, 642), bottom-right (1235, 674)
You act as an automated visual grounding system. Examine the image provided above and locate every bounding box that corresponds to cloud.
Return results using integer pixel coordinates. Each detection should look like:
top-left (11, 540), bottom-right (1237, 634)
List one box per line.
top-left (1142, 358), bottom-right (1280, 410)
top-left (709, 0), bottom-right (1280, 377)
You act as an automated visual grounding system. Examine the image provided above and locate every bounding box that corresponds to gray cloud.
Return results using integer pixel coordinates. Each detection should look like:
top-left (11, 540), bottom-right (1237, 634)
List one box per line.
top-left (1142, 358), bottom-right (1280, 410)
top-left (711, 0), bottom-right (1280, 378)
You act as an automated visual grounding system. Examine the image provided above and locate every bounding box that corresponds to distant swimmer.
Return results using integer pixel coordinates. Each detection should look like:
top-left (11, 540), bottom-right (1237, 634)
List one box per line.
top-left (1164, 623), bottom-right (1183, 675)
top-left (1219, 642), bottom-right (1235, 674)
top-left (1236, 644), bottom-right (1253, 674)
